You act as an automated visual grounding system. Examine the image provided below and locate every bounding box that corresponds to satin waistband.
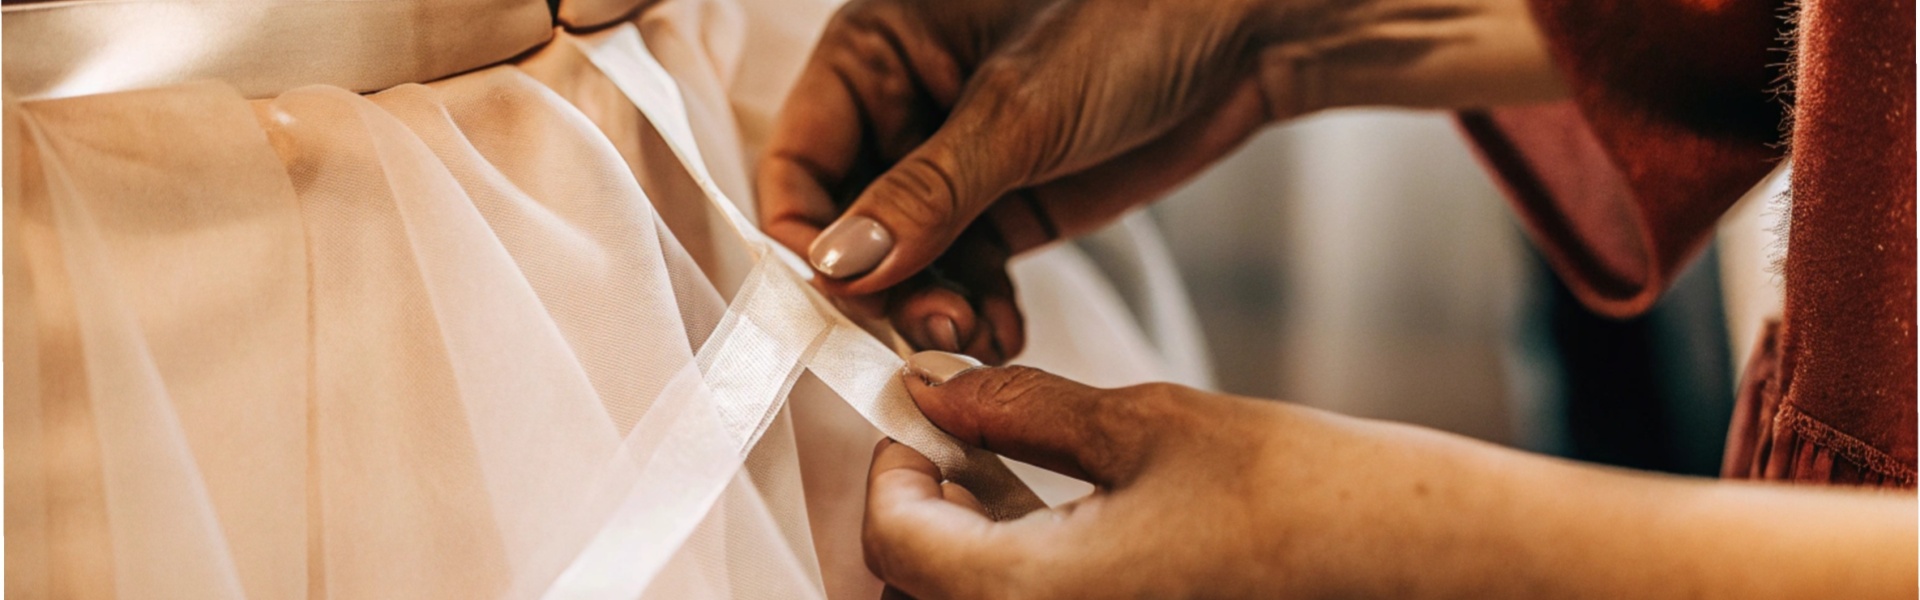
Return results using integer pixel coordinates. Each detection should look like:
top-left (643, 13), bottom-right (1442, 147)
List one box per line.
top-left (2, 0), bottom-right (557, 100)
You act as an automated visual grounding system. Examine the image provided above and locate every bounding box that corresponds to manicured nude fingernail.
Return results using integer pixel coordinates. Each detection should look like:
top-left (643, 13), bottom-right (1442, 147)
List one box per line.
top-left (809, 216), bottom-right (893, 279)
top-left (926, 315), bottom-right (961, 352)
top-left (906, 350), bottom-right (984, 386)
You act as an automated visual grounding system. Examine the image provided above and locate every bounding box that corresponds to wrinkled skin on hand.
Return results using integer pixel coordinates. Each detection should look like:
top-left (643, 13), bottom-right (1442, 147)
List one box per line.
top-left (864, 361), bottom-right (1429, 600)
top-left (757, 0), bottom-right (1281, 364)
top-left (866, 357), bottom-right (1920, 600)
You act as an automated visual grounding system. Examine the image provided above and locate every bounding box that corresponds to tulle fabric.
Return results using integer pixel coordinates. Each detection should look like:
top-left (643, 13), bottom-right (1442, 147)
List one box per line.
top-left (4, 1), bottom-right (1213, 597)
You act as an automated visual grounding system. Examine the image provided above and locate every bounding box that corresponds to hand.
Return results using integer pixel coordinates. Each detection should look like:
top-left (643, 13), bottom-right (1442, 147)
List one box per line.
top-left (863, 352), bottom-right (1919, 599)
top-left (759, 0), bottom-right (1569, 362)
top-left (868, 351), bottom-right (1419, 599)
top-left (758, 0), bottom-right (1283, 362)
top-left (866, 354), bottom-right (1305, 599)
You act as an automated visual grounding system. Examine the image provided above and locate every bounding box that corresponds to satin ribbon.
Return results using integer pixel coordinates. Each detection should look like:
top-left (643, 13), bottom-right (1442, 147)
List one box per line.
top-left (543, 24), bottom-right (1045, 598)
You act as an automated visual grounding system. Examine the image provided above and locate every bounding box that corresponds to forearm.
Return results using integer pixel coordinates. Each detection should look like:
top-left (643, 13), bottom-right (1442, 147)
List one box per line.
top-left (1514, 456), bottom-right (1915, 599)
top-left (1335, 420), bottom-right (1919, 599)
top-left (1244, 0), bottom-right (1568, 117)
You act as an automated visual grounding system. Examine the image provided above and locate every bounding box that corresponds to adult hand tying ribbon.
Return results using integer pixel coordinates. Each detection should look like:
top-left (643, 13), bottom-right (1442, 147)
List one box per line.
top-left (756, 0), bottom-right (1284, 363)
top-left (756, 0), bottom-right (1568, 363)
top-left (870, 351), bottom-right (1917, 599)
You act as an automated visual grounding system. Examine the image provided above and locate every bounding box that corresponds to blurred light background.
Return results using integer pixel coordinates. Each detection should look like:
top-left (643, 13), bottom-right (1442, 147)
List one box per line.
top-left (1144, 109), bottom-right (1743, 476)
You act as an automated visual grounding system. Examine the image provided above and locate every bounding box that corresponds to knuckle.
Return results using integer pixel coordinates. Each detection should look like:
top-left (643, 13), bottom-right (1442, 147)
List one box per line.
top-left (1114, 382), bottom-right (1202, 431)
top-left (964, 63), bottom-right (1047, 137)
top-left (968, 61), bottom-right (1029, 108)
top-left (825, 0), bottom-right (883, 35)
top-left (823, 1), bottom-right (906, 66)
top-left (820, 4), bottom-right (863, 45)
top-left (823, 22), bottom-right (898, 79)
top-left (876, 154), bottom-right (965, 232)
top-left (977, 366), bottom-right (1055, 412)
top-left (954, 61), bottom-right (1051, 182)
top-left (1087, 382), bottom-right (1198, 469)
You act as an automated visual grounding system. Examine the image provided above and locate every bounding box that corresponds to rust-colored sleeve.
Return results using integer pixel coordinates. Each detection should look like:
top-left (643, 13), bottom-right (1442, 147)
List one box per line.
top-left (1460, 0), bottom-right (1783, 318)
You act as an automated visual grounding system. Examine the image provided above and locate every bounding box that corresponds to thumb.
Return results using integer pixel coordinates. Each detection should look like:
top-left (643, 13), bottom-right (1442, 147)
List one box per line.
top-left (807, 65), bottom-right (1044, 294)
top-left (901, 350), bottom-right (1168, 486)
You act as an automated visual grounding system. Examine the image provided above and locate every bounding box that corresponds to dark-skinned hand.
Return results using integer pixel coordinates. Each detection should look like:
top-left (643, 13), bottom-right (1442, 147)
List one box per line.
top-left (757, 0), bottom-right (1283, 363)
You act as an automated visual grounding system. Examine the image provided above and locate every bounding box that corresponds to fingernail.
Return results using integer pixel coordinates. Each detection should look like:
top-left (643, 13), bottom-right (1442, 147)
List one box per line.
top-left (906, 350), bottom-right (984, 386)
top-left (809, 216), bottom-right (893, 279)
top-left (925, 315), bottom-right (961, 352)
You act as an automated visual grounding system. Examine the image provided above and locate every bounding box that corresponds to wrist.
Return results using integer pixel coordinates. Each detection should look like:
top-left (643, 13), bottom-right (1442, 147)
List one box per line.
top-left (1336, 423), bottom-right (1538, 598)
top-left (1243, 0), bottom-right (1565, 117)
top-left (1256, 413), bottom-right (1568, 599)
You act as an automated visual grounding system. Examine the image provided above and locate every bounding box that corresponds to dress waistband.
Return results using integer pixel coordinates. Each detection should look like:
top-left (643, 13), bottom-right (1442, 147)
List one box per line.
top-left (2, 0), bottom-right (557, 100)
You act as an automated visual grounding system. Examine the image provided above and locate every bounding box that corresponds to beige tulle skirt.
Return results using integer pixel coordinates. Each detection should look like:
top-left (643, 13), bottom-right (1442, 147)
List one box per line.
top-left (3, 0), bottom-right (1213, 597)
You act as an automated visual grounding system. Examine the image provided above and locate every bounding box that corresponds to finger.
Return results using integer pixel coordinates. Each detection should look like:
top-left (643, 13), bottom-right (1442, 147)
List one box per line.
top-left (888, 225), bottom-right (1023, 363)
top-left (758, 156), bottom-right (835, 259)
top-left (759, 53), bottom-right (867, 259)
top-left (864, 438), bottom-right (1014, 598)
top-left (901, 353), bottom-right (1166, 486)
top-left (940, 481), bottom-right (988, 515)
top-left (974, 291), bottom-right (1025, 362)
top-left (866, 438), bottom-right (953, 521)
top-left (960, 319), bottom-right (1005, 367)
top-left (821, 16), bottom-right (944, 164)
top-left (890, 283), bottom-right (977, 355)
top-left (805, 57), bottom-right (1050, 293)
top-left (935, 226), bottom-right (1023, 362)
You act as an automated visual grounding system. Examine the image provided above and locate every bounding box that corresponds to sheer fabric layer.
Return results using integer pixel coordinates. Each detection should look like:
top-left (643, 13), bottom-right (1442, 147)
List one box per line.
top-left (7, 35), bottom-right (826, 600)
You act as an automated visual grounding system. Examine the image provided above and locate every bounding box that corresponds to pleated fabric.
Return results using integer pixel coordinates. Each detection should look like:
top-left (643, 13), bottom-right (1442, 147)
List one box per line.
top-left (3, 0), bottom-right (1215, 598)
